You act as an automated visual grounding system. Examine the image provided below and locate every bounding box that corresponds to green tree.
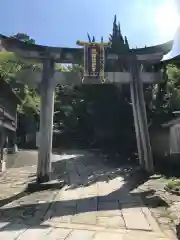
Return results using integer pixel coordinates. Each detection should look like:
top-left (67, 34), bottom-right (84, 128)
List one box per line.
top-left (11, 33), bottom-right (35, 44)
top-left (109, 15), bottom-right (129, 53)
top-left (156, 64), bottom-right (180, 114)
top-left (0, 33), bottom-right (40, 115)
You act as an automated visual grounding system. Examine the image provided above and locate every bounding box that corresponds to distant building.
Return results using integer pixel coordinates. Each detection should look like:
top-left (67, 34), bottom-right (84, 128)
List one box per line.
top-left (151, 116), bottom-right (180, 164)
top-left (0, 78), bottom-right (21, 171)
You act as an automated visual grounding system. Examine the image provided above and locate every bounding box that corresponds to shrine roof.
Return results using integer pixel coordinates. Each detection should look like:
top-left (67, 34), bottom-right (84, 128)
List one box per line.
top-left (0, 34), bottom-right (82, 55)
top-left (130, 41), bottom-right (173, 55)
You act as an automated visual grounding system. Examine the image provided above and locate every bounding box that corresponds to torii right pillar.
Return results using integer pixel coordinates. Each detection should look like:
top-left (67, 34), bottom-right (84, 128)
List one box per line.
top-left (130, 58), bottom-right (154, 173)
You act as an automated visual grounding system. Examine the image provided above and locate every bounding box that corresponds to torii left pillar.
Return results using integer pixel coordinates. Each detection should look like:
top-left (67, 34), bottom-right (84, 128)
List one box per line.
top-left (37, 58), bottom-right (55, 183)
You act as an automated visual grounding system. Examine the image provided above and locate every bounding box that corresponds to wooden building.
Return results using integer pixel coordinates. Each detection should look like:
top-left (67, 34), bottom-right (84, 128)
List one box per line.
top-left (0, 78), bottom-right (21, 171)
top-left (150, 116), bottom-right (180, 164)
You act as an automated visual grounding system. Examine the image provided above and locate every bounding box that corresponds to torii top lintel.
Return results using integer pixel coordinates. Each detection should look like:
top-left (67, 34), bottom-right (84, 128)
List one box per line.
top-left (0, 34), bottom-right (173, 64)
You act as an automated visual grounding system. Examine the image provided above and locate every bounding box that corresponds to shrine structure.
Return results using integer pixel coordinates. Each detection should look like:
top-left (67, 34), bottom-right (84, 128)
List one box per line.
top-left (0, 34), bottom-right (173, 183)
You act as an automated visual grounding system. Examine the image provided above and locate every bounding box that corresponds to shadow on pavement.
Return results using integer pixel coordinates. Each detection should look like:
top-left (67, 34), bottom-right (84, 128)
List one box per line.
top-left (0, 152), bottom-right (168, 232)
top-left (0, 191), bottom-right (28, 208)
top-left (52, 150), bottom-right (135, 189)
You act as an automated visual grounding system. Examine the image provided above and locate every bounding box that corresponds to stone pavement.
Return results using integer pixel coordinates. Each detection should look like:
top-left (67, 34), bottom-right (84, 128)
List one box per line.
top-left (0, 150), bottom-right (177, 239)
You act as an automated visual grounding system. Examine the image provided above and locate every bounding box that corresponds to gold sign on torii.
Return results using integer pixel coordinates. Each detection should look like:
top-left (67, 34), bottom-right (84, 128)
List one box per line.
top-left (76, 40), bottom-right (111, 83)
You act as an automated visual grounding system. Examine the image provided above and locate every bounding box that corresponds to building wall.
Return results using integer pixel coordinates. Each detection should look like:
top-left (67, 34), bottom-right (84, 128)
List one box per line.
top-left (150, 127), bottom-right (170, 160)
top-left (0, 93), bottom-right (17, 120)
top-left (150, 125), bottom-right (180, 164)
top-left (0, 80), bottom-right (19, 132)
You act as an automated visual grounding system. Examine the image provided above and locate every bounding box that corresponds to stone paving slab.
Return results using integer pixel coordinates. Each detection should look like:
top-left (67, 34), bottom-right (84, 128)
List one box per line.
top-left (93, 232), bottom-right (124, 240)
top-left (97, 215), bottom-right (125, 228)
top-left (45, 228), bottom-right (72, 240)
top-left (121, 203), bottom-right (151, 230)
top-left (66, 229), bottom-right (95, 240)
top-left (72, 212), bottom-right (97, 225)
top-left (0, 150), bottom-right (177, 239)
top-left (97, 200), bottom-right (121, 216)
top-left (0, 227), bottom-right (170, 240)
top-left (17, 226), bottom-right (52, 240)
top-left (0, 165), bottom-right (36, 204)
top-left (0, 222), bottom-right (28, 240)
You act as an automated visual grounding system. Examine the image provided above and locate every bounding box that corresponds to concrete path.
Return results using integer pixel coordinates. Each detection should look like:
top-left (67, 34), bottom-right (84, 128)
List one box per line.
top-left (0, 150), bottom-right (176, 239)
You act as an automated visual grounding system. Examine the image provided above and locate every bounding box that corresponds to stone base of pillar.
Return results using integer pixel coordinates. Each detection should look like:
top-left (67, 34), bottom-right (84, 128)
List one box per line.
top-left (37, 174), bottom-right (50, 184)
top-left (1, 160), bottom-right (6, 172)
top-left (0, 149), bottom-right (7, 173)
top-left (27, 179), bottom-right (64, 193)
top-left (12, 144), bottom-right (18, 154)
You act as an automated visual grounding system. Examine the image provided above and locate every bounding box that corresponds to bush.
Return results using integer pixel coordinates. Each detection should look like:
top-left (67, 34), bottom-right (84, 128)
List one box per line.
top-left (165, 179), bottom-right (180, 194)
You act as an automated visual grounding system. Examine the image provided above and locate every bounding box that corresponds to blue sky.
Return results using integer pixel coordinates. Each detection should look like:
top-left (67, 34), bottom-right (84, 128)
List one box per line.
top-left (0, 0), bottom-right (179, 48)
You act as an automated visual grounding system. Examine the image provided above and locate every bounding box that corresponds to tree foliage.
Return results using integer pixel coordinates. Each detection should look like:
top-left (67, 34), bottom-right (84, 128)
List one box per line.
top-left (0, 33), bottom-right (41, 115)
top-left (53, 16), bottom-right (134, 152)
top-left (11, 33), bottom-right (36, 44)
top-left (54, 15), bottom-right (180, 155)
top-left (1, 20), bottom-right (180, 156)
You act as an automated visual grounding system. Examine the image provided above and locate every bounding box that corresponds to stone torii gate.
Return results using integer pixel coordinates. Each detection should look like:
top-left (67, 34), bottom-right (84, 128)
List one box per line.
top-left (0, 35), bottom-right (172, 183)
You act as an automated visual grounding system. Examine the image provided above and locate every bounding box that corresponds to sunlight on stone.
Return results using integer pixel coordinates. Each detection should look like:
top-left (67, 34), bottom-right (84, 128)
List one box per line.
top-left (53, 153), bottom-right (84, 162)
